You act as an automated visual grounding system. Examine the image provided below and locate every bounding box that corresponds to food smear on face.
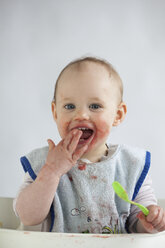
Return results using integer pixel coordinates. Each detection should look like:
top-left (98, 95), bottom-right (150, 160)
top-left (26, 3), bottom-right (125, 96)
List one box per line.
top-left (89, 119), bottom-right (110, 149)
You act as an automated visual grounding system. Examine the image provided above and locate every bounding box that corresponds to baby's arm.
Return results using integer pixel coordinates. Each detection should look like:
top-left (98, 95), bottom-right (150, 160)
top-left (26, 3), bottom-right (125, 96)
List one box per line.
top-left (128, 174), bottom-right (165, 233)
top-left (15, 129), bottom-right (92, 226)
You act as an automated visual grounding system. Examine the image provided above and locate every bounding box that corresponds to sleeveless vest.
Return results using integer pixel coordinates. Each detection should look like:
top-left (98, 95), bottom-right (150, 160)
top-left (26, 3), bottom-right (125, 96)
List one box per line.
top-left (20, 144), bottom-right (150, 233)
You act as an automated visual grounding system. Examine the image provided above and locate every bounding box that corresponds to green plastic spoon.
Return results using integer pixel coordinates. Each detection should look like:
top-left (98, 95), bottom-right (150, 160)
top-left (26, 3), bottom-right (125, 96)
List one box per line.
top-left (112, 181), bottom-right (149, 216)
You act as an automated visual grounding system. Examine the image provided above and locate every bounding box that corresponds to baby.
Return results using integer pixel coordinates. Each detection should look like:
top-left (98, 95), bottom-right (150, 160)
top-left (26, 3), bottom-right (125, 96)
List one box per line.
top-left (14, 57), bottom-right (165, 234)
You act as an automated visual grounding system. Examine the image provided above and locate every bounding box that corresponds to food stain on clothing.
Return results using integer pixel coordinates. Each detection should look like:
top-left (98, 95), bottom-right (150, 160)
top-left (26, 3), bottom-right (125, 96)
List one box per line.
top-left (78, 163), bottom-right (87, 170)
top-left (69, 176), bottom-right (73, 181)
top-left (91, 175), bottom-right (97, 179)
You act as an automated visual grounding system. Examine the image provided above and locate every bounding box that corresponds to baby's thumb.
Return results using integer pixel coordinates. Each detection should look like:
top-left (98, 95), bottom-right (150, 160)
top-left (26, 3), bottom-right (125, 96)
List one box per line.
top-left (47, 139), bottom-right (55, 150)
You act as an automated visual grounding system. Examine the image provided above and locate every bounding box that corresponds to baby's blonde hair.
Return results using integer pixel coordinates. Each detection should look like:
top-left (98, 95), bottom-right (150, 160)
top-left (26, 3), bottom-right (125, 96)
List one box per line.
top-left (53, 56), bottom-right (123, 103)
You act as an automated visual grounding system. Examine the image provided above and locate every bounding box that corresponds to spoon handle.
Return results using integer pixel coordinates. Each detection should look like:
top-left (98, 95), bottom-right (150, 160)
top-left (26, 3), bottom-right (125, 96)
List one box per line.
top-left (130, 200), bottom-right (149, 216)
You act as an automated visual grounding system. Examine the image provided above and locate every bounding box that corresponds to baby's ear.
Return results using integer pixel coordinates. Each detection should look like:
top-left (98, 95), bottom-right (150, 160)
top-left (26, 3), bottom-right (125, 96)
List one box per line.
top-left (113, 102), bottom-right (127, 126)
top-left (51, 101), bottom-right (57, 121)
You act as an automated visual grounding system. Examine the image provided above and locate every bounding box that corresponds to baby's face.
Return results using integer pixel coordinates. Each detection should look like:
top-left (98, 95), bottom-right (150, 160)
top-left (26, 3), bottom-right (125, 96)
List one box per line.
top-left (52, 62), bottom-right (125, 160)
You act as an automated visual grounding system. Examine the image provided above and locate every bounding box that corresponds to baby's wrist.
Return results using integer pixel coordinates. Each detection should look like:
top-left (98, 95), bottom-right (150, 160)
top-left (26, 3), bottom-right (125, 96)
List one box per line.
top-left (37, 163), bottom-right (61, 183)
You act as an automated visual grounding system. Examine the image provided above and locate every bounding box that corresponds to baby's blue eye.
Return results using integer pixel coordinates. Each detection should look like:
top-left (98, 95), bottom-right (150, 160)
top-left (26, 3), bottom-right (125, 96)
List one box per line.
top-left (89, 104), bottom-right (101, 109)
top-left (64, 104), bottom-right (75, 110)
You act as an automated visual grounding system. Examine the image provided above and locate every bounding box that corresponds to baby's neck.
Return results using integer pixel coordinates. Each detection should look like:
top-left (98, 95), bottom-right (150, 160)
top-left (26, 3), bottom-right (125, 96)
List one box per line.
top-left (81, 144), bottom-right (108, 163)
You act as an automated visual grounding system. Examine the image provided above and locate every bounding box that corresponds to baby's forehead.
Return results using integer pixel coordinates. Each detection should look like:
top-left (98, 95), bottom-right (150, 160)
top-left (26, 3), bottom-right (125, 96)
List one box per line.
top-left (59, 61), bottom-right (115, 86)
top-left (65, 60), bottom-right (109, 75)
top-left (61, 61), bottom-right (121, 91)
top-left (54, 60), bottom-right (123, 103)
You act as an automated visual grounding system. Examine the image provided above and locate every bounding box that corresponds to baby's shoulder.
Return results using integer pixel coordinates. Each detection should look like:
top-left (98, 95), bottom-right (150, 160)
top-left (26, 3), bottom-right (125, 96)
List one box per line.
top-left (25, 146), bottom-right (49, 161)
top-left (107, 143), bottom-right (149, 160)
top-left (20, 146), bottom-right (49, 177)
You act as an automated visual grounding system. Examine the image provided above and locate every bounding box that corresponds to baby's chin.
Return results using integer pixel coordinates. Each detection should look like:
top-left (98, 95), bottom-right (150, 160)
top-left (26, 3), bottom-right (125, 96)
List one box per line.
top-left (83, 142), bottom-right (108, 159)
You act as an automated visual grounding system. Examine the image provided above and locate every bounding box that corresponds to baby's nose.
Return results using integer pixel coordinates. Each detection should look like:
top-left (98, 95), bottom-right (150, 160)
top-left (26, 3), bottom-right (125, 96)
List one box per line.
top-left (74, 109), bottom-right (90, 121)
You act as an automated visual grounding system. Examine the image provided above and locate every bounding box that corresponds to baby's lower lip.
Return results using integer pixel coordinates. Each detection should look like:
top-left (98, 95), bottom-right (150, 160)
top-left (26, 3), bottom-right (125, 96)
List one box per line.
top-left (78, 138), bottom-right (88, 145)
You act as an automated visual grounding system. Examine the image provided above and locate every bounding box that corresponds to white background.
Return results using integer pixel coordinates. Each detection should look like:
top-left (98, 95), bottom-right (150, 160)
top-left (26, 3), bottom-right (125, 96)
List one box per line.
top-left (0, 0), bottom-right (165, 198)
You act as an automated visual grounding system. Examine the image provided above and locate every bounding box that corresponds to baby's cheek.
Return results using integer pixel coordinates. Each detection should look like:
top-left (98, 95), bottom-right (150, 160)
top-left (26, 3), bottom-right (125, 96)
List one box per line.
top-left (98, 121), bottom-right (110, 136)
top-left (92, 120), bottom-right (110, 144)
top-left (58, 120), bottom-right (70, 138)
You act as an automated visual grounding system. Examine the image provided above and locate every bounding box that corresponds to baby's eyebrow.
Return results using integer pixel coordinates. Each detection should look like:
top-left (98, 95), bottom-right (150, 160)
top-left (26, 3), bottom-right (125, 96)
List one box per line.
top-left (89, 97), bottom-right (106, 105)
top-left (59, 97), bottom-right (73, 102)
top-left (59, 97), bottom-right (106, 104)
top-left (90, 97), bottom-right (104, 102)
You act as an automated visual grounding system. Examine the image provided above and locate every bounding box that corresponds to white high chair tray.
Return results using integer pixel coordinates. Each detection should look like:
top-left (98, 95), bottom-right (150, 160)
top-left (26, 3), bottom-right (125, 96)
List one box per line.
top-left (0, 198), bottom-right (165, 248)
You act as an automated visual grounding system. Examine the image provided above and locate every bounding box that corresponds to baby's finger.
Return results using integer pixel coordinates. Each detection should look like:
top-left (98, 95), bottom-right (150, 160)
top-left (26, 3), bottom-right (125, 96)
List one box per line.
top-left (63, 130), bottom-right (76, 149)
top-left (151, 207), bottom-right (162, 227)
top-left (159, 225), bottom-right (165, 232)
top-left (146, 206), bottom-right (159, 223)
top-left (158, 219), bottom-right (165, 232)
top-left (154, 209), bottom-right (165, 231)
top-left (47, 139), bottom-right (55, 150)
top-left (71, 132), bottom-right (94, 161)
top-left (72, 145), bottom-right (88, 162)
top-left (68, 130), bottom-right (83, 152)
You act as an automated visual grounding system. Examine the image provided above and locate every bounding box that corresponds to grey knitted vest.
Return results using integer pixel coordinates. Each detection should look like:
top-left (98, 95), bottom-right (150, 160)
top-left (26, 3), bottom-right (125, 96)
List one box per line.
top-left (20, 144), bottom-right (150, 233)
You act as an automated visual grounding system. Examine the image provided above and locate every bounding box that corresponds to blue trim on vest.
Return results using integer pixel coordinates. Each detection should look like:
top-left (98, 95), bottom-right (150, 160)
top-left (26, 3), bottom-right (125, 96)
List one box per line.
top-left (50, 203), bottom-right (55, 232)
top-left (20, 156), bottom-right (55, 232)
top-left (132, 151), bottom-right (151, 201)
top-left (20, 156), bottom-right (37, 180)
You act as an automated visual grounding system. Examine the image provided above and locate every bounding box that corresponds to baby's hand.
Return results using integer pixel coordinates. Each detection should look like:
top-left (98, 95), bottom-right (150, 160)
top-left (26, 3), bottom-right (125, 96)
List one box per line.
top-left (45, 129), bottom-right (92, 178)
top-left (137, 205), bottom-right (165, 233)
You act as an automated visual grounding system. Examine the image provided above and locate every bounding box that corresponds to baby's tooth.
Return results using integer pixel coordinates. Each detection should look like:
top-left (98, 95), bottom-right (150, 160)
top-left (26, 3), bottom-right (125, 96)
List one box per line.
top-left (77, 127), bottom-right (89, 130)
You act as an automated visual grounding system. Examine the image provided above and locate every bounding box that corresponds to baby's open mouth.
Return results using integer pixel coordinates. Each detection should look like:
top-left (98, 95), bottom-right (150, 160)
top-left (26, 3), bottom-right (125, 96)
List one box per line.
top-left (77, 127), bottom-right (94, 141)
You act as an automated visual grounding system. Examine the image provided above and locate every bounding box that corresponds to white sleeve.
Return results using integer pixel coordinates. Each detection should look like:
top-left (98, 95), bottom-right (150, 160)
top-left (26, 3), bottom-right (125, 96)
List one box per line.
top-left (13, 172), bottom-right (33, 217)
top-left (128, 173), bottom-right (157, 233)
